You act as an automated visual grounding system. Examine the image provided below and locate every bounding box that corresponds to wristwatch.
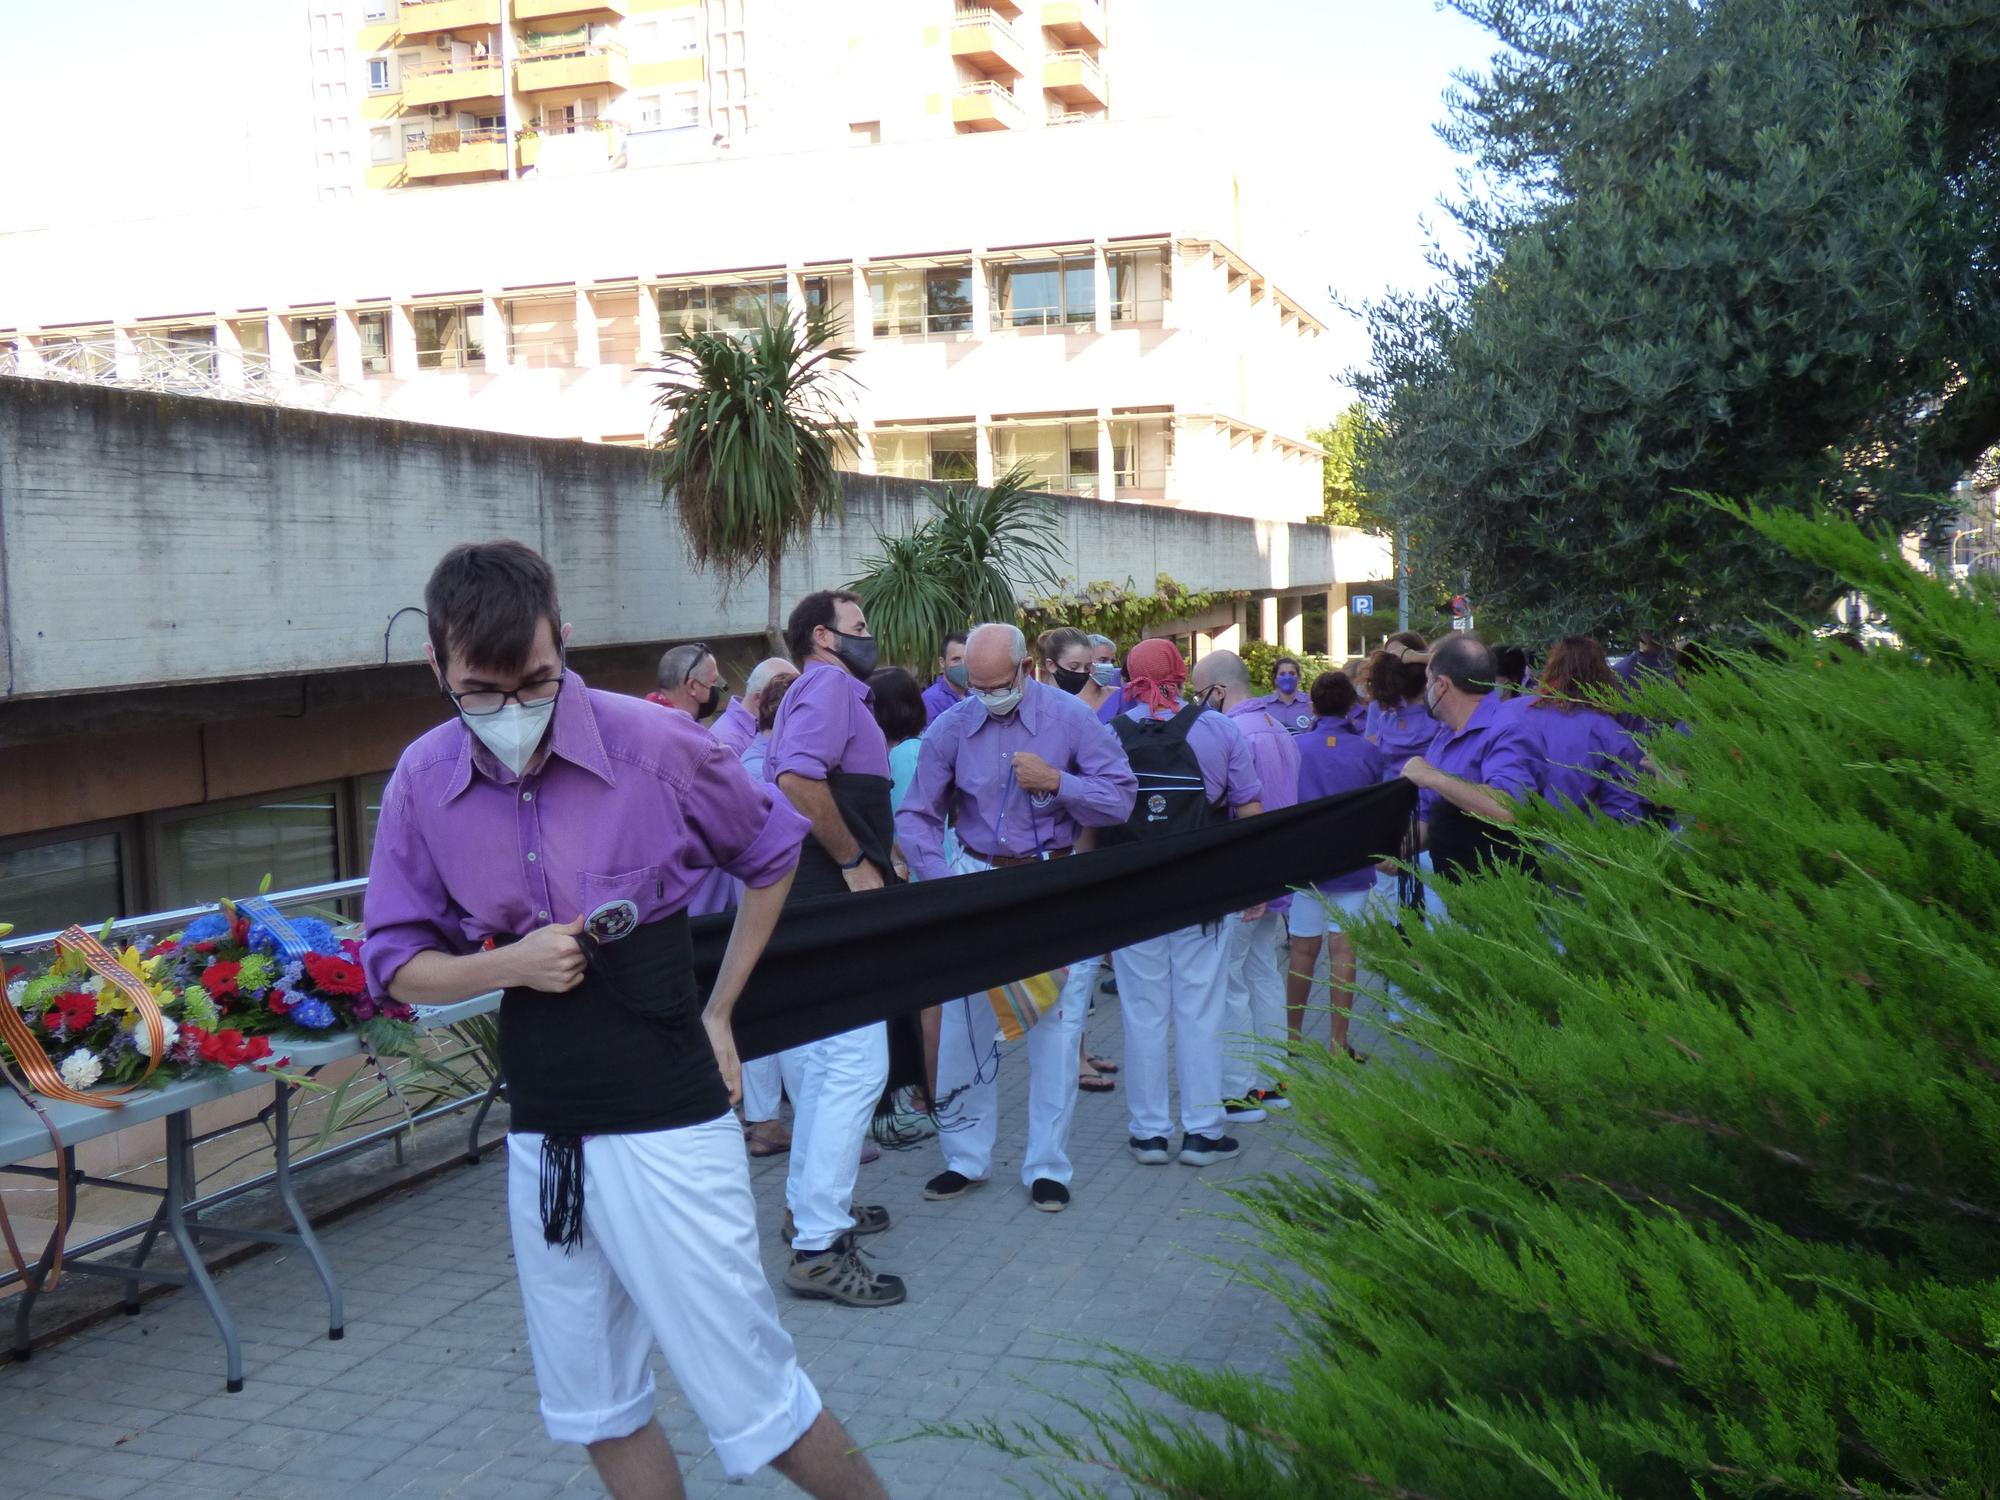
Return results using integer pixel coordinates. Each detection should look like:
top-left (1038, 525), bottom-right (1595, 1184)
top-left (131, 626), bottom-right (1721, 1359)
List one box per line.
top-left (839, 851), bottom-right (868, 870)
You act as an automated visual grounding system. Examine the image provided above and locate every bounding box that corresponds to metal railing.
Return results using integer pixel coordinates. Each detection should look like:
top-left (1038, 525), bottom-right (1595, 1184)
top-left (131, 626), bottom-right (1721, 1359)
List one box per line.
top-left (403, 53), bottom-right (504, 77)
top-left (0, 337), bottom-right (363, 413)
top-left (516, 37), bottom-right (627, 61)
top-left (954, 8), bottom-right (1022, 42)
top-left (956, 79), bottom-right (1026, 117)
top-left (1045, 47), bottom-right (1104, 84)
top-left (420, 126), bottom-right (508, 151)
top-left (0, 877), bottom-right (369, 955)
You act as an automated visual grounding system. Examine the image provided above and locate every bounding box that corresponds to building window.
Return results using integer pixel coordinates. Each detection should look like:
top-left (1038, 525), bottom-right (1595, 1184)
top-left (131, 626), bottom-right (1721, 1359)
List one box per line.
top-left (873, 427), bottom-right (976, 482)
top-left (369, 124), bottom-right (399, 163)
top-left (670, 12), bottom-right (700, 51)
top-left (367, 56), bottom-right (391, 92)
top-left (637, 94), bottom-right (662, 129)
top-left (1107, 247), bottom-right (1168, 323)
top-left (291, 315), bottom-right (338, 376)
top-left (993, 252), bottom-right (1096, 329)
top-left (593, 291), bottom-right (640, 364)
top-left (136, 324), bottom-right (217, 379)
top-left (867, 264), bottom-right (972, 338)
top-left (671, 89), bottom-right (700, 128)
top-left (233, 318), bottom-right (270, 360)
top-left (413, 302), bottom-right (485, 369)
top-left (356, 309), bottom-right (390, 373)
top-left (505, 296), bottom-right (578, 369)
top-left (656, 278), bottom-right (788, 341)
top-left (0, 829), bottom-right (127, 938)
top-left (152, 793), bottom-right (340, 912)
top-left (994, 420), bottom-right (1135, 497)
top-left (363, 0), bottom-right (390, 18)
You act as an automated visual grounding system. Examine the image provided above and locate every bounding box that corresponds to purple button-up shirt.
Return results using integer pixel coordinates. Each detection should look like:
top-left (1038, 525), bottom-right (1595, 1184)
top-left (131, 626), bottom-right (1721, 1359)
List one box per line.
top-left (1225, 701), bottom-right (1301, 909)
top-left (1501, 698), bottom-right (1647, 823)
top-left (711, 696), bottom-right (757, 757)
top-left (920, 674), bottom-right (965, 725)
top-left (1419, 691), bottom-right (1538, 823)
top-left (361, 674), bottom-right (809, 998)
top-left (1117, 701), bottom-right (1263, 809)
top-left (766, 660), bottom-right (890, 783)
top-left (898, 679), bottom-right (1137, 882)
top-left (1371, 699), bottom-right (1439, 780)
top-left (1296, 721), bottom-right (1389, 893)
top-left (1249, 692), bottom-right (1317, 735)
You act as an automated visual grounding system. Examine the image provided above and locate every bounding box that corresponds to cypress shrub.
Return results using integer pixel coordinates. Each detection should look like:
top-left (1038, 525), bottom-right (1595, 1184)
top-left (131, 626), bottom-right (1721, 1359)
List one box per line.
top-left (968, 508), bottom-right (2000, 1498)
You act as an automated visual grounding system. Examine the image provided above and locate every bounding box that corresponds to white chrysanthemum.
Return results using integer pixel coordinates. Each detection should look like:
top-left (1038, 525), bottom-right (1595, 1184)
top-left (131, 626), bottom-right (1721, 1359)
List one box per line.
top-left (5, 979), bottom-right (25, 1009)
top-left (136, 1016), bottom-right (179, 1060)
top-left (58, 1049), bottom-right (103, 1091)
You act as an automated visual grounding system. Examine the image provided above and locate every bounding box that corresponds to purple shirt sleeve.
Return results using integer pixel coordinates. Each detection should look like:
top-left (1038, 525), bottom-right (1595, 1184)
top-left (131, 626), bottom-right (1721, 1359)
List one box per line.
top-left (896, 728), bottom-right (959, 883)
top-left (361, 765), bottom-right (466, 998)
top-left (712, 698), bottom-right (757, 757)
top-left (768, 666), bottom-right (846, 782)
top-left (1052, 698), bottom-right (1139, 828)
top-left (685, 738), bottom-right (810, 889)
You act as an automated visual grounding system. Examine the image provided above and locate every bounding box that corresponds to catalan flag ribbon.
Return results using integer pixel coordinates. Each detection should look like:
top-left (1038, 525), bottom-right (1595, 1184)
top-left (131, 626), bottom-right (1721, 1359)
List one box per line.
top-left (237, 896), bottom-right (312, 962)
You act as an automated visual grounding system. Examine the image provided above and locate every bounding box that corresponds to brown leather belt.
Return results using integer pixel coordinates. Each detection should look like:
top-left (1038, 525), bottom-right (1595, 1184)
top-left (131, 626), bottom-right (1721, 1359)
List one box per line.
top-left (965, 844), bottom-right (1074, 869)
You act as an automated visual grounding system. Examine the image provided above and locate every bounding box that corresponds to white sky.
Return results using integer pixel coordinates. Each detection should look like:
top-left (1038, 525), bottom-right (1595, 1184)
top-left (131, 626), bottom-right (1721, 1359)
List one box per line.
top-left (0, 0), bottom-right (1495, 407)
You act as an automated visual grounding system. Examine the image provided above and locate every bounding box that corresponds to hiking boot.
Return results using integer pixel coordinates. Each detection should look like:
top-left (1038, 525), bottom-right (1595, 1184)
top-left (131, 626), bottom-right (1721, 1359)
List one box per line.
top-left (784, 1234), bottom-right (906, 1308)
top-left (1128, 1135), bottom-right (1171, 1165)
top-left (1178, 1133), bottom-right (1241, 1167)
top-left (1029, 1178), bottom-right (1070, 1213)
top-left (924, 1169), bottom-right (984, 1201)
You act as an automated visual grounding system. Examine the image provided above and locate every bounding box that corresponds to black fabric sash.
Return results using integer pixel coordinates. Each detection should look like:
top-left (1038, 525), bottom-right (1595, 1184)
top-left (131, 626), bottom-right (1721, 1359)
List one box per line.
top-left (697, 778), bottom-right (1416, 1062)
top-left (788, 769), bottom-right (898, 900)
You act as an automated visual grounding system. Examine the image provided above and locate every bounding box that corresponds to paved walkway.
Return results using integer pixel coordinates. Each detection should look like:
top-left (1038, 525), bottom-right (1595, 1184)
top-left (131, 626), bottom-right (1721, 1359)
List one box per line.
top-left (0, 992), bottom-right (1298, 1500)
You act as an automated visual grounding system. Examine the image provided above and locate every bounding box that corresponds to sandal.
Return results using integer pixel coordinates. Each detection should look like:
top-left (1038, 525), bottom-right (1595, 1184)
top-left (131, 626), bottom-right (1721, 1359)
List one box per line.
top-left (1078, 1073), bottom-right (1115, 1093)
top-left (1085, 1053), bottom-right (1120, 1075)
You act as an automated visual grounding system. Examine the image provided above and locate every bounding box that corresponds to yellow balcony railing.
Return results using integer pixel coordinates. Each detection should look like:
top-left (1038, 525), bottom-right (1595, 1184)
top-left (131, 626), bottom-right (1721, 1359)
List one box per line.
top-left (406, 127), bottom-right (509, 179)
top-left (397, 0), bottom-right (502, 35)
top-left (1043, 48), bottom-right (1106, 107)
top-left (1040, 0), bottom-right (1105, 48)
top-left (515, 40), bottom-right (629, 93)
top-left (401, 57), bottom-right (508, 107)
top-left (514, 0), bottom-right (628, 18)
top-left (951, 11), bottom-right (1029, 80)
top-left (953, 80), bottom-right (1026, 132)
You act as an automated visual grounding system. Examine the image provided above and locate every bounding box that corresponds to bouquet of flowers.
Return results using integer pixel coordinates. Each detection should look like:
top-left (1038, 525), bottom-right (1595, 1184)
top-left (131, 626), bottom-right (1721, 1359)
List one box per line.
top-left (2, 903), bottom-right (418, 1097)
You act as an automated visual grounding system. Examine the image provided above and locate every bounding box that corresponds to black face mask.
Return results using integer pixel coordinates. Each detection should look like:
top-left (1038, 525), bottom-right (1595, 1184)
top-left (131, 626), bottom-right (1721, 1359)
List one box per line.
top-left (829, 629), bottom-right (879, 679)
top-left (1051, 664), bottom-right (1090, 695)
top-left (693, 683), bottom-right (721, 720)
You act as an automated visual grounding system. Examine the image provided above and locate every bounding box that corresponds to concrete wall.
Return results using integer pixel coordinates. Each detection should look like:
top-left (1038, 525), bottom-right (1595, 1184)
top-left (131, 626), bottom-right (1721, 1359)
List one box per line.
top-left (0, 376), bottom-right (1379, 702)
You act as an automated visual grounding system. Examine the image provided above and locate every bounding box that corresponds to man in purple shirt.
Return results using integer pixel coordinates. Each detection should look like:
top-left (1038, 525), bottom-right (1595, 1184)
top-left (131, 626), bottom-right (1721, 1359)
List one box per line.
top-left (646, 641), bottom-right (725, 725)
top-left (1105, 638), bottom-right (1264, 1169)
top-left (918, 631), bottom-right (969, 723)
top-left (1290, 671), bottom-right (1388, 1063)
top-left (711, 655), bottom-right (794, 758)
top-left (897, 623), bottom-right (1136, 1214)
top-left (362, 542), bottom-right (887, 1500)
top-left (1400, 634), bottom-right (1540, 885)
top-left (764, 589), bottom-right (906, 1309)
top-left (1189, 651), bottom-right (1301, 1126)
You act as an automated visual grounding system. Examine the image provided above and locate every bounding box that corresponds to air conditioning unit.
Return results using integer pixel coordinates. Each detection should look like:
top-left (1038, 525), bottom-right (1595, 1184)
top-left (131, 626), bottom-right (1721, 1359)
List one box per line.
top-left (436, 36), bottom-right (451, 50)
top-left (429, 105), bottom-right (443, 116)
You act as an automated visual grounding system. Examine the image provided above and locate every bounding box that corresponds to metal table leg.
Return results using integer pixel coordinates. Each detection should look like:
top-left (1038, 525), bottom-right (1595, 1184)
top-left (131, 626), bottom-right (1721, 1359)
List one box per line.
top-left (270, 1079), bottom-right (343, 1341)
top-left (9, 1145), bottom-right (77, 1361)
top-left (122, 1198), bottom-right (171, 1314)
top-left (161, 1112), bottom-right (245, 1393)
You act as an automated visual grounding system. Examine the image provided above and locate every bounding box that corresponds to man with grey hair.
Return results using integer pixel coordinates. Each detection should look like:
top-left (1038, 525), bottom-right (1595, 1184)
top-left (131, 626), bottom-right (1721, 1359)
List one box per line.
top-left (897, 622), bottom-right (1136, 1213)
top-left (712, 655), bottom-right (796, 757)
top-left (649, 642), bottom-right (724, 725)
top-left (1400, 634), bottom-right (1539, 886)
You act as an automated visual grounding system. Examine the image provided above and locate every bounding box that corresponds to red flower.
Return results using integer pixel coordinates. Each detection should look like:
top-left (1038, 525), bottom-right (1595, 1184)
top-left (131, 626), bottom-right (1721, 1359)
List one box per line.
top-left (42, 992), bottom-right (97, 1032)
top-left (190, 1026), bottom-right (270, 1069)
top-left (244, 1035), bottom-right (272, 1063)
top-left (267, 990), bottom-right (291, 1015)
top-left (303, 954), bottom-right (367, 997)
top-left (201, 962), bottom-right (243, 999)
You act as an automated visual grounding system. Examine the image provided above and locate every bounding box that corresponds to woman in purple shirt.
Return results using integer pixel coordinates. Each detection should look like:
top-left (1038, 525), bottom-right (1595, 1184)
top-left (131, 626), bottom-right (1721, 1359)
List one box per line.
top-left (1363, 634), bottom-right (1438, 778)
top-left (1506, 636), bottom-right (1648, 823)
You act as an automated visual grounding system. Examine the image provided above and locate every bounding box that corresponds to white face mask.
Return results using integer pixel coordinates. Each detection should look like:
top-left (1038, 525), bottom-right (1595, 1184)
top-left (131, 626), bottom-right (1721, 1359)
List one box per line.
top-left (464, 696), bottom-right (557, 776)
top-left (977, 684), bottom-right (1024, 718)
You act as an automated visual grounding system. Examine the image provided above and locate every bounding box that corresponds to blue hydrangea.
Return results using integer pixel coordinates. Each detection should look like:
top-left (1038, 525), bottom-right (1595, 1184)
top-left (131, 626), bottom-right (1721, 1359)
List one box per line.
top-left (288, 996), bottom-right (337, 1029)
top-left (248, 915), bottom-right (341, 959)
top-left (179, 913), bottom-right (231, 944)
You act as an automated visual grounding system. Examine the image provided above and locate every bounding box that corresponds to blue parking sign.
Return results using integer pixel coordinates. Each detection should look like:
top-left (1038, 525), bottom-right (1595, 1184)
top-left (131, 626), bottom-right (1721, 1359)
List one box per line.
top-left (1352, 595), bottom-right (1375, 616)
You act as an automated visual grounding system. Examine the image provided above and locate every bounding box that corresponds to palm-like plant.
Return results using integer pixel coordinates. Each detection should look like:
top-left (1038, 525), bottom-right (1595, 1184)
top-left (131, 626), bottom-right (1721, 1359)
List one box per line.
top-left (649, 307), bottom-right (860, 654)
top-left (853, 466), bottom-right (1068, 669)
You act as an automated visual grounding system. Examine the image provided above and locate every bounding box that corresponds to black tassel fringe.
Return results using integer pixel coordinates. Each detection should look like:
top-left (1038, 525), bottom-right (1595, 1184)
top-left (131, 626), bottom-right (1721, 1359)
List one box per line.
top-left (539, 1134), bottom-right (585, 1253)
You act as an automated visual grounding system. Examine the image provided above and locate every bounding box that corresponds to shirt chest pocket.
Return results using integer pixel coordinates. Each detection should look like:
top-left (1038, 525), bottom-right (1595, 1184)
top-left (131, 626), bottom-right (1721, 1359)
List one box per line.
top-left (575, 864), bottom-right (699, 1025)
top-left (576, 864), bottom-right (669, 945)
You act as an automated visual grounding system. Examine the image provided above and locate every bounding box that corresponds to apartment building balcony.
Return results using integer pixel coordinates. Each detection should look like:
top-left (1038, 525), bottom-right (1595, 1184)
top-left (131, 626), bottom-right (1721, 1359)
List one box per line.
top-left (1043, 49), bottom-right (1107, 107)
top-left (952, 10), bottom-right (1030, 80)
top-left (396, 0), bottom-right (502, 36)
top-left (953, 81), bottom-right (1027, 132)
top-left (515, 40), bottom-right (629, 94)
top-left (517, 121), bottom-right (624, 174)
top-left (406, 126), bottom-right (509, 179)
top-left (514, 0), bottom-right (629, 20)
top-left (1041, 0), bottom-right (1106, 48)
top-left (402, 57), bottom-right (508, 107)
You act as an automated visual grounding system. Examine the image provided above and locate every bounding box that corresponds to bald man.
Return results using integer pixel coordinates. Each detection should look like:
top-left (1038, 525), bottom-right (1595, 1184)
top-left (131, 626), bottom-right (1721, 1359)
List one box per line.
top-left (714, 656), bottom-right (796, 757)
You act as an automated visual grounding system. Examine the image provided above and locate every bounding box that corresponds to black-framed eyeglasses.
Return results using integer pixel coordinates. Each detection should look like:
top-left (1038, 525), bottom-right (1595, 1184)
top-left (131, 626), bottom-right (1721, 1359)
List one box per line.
top-left (447, 651), bottom-right (567, 716)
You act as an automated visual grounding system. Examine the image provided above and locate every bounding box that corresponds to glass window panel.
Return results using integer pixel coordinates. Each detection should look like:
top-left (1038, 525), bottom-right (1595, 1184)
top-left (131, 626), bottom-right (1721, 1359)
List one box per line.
top-left (235, 319), bottom-right (269, 358)
top-left (1107, 251), bottom-right (1137, 322)
top-left (925, 266), bottom-right (972, 333)
top-left (869, 269), bottom-right (922, 337)
top-left (357, 310), bottom-right (389, 372)
top-left (1062, 256), bottom-right (1095, 324)
top-left (291, 316), bottom-right (336, 374)
top-left (0, 833), bottom-right (124, 936)
top-left (357, 773), bottom-right (392, 870)
top-left (931, 430), bottom-right (976, 481)
top-left (873, 431), bottom-right (927, 479)
top-left (998, 261), bottom-right (1059, 328)
top-left (996, 427), bottom-right (1063, 490)
top-left (155, 794), bottom-right (339, 910)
